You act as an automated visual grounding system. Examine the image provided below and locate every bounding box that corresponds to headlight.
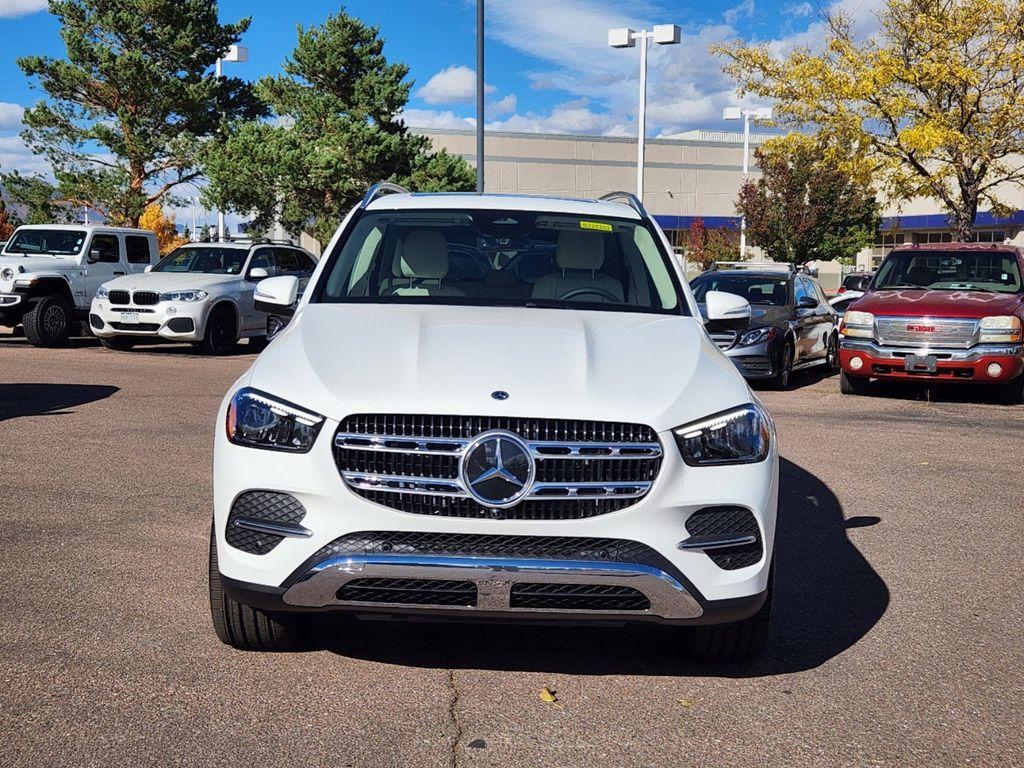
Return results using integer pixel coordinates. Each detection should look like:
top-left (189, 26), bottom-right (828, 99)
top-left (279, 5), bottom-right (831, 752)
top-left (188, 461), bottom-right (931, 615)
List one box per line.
top-left (979, 315), bottom-right (1022, 343)
top-left (226, 387), bottom-right (324, 452)
top-left (0, 266), bottom-right (17, 281)
top-left (95, 285), bottom-right (109, 299)
top-left (737, 326), bottom-right (777, 347)
top-left (673, 404), bottom-right (772, 467)
top-left (841, 310), bottom-right (874, 338)
top-left (160, 289), bottom-right (208, 302)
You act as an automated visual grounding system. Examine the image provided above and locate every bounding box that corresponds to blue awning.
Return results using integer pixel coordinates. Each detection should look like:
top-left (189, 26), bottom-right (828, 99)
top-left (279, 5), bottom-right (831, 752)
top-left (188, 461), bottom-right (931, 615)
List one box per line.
top-left (653, 211), bottom-right (1024, 231)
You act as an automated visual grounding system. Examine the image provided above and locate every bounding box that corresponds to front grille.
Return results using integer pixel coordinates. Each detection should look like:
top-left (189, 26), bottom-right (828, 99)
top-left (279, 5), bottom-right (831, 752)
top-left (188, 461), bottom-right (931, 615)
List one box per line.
top-left (509, 583), bottom-right (649, 611)
top-left (133, 290), bottom-right (160, 306)
top-left (291, 531), bottom-right (681, 585)
top-left (336, 578), bottom-right (477, 606)
top-left (108, 290), bottom-right (130, 305)
top-left (709, 329), bottom-right (736, 350)
top-left (334, 414), bottom-right (662, 520)
top-left (875, 316), bottom-right (978, 348)
top-left (109, 322), bottom-right (160, 331)
top-left (685, 506), bottom-right (762, 570)
top-left (226, 491), bottom-right (307, 555)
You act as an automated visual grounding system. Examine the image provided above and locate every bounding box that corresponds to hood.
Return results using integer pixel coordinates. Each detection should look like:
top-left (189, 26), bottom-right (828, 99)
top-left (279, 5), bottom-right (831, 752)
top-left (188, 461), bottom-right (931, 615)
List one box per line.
top-left (852, 289), bottom-right (1023, 318)
top-left (101, 272), bottom-right (242, 292)
top-left (249, 304), bottom-right (752, 433)
top-left (0, 253), bottom-right (78, 274)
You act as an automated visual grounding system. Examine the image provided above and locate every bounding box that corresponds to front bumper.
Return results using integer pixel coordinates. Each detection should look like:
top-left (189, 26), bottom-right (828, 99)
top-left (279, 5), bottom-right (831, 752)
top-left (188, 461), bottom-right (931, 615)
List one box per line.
top-left (90, 298), bottom-right (207, 341)
top-left (213, 400), bottom-right (779, 626)
top-left (722, 339), bottom-right (779, 380)
top-left (840, 339), bottom-right (1023, 382)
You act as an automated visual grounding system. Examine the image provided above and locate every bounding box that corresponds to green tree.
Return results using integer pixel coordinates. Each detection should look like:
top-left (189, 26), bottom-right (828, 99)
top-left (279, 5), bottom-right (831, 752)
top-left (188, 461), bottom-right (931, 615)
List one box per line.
top-left (10, 0), bottom-right (263, 226)
top-left (736, 138), bottom-right (879, 264)
top-left (204, 9), bottom-right (475, 245)
top-left (0, 171), bottom-right (66, 225)
top-left (715, 0), bottom-right (1024, 241)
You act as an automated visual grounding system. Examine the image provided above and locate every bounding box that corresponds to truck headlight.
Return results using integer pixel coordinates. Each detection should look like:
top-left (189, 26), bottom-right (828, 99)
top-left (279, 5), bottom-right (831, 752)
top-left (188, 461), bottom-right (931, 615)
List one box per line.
top-left (841, 310), bottom-right (874, 339)
top-left (979, 315), bottom-right (1022, 343)
top-left (737, 326), bottom-right (777, 347)
top-left (160, 289), bottom-right (208, 302)
top-left (95, 285), bottom-right (109, 299)
top-left (673, 404), bottom-right (771, 467)
top-left (0, 266), bottom-right (18, 281)
top-left (226, 388), bottom-right (324, 453)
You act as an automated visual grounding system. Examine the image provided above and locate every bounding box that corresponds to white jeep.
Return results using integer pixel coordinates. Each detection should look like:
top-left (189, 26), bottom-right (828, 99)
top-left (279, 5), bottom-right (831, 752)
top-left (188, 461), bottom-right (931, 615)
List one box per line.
top-left (0, 224), bottom-right (158, 347)
top-left (90, 240), bottom-right (317, 354)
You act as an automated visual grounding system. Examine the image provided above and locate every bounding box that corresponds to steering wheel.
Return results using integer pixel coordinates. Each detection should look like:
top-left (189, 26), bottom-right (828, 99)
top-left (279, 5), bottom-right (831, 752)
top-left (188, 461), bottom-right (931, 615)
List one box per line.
top-left (559, 286), bottom-right (622, 303)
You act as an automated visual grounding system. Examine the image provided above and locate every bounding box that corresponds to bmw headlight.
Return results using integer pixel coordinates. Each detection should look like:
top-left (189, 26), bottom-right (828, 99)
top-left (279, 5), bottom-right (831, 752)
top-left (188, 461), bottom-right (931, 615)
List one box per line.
top-left (737, 326), bottom-right (776, 347)
top-left (674, 404), bottom-right (771, 466)
top-left (840, 310), bottom-right (874, 339)
top-left (226, 387), bottom-right (324, 452)
top-left (95, 285), bottom-right (109, 299)
top-left (160, 289), bottom-right (208, 302)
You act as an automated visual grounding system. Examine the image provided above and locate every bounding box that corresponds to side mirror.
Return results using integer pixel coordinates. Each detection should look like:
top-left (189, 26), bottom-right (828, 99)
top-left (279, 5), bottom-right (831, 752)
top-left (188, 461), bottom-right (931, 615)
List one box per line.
top-left (254, 275), bottom-right (299, 314)
top-left (704, 290), bottom-right (751, 331)
top-left (88, 248), bottom-right (102, 263)
top-left (797, 296), bottom-right (819, 310)
top-left (248, 267), bottom-right (269, 281)
top-left (144, 265), bottom-right (153, 273)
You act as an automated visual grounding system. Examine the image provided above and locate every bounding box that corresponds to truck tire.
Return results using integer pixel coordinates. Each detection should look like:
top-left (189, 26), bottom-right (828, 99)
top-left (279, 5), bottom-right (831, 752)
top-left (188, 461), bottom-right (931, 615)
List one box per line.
top-left (100, 336), bottom-right (136, 351)
top-left (197, 305), bottom-right (238, 356)
top-left (208, 523), bottom-right (302, 652)
top-left (685, 569), bottom-right (772, 662)
top-left (840, 369), bottom-right (870, 395)
top-left (22, 294), bottom-right (73, 347)
top-left (997, 376), bottom-right (1024, 406)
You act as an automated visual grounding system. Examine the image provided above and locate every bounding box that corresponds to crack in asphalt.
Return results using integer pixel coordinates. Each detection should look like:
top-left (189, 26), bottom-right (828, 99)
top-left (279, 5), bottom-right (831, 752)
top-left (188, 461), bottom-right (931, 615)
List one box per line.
top-left (446, 669), bottom-right (464, 768)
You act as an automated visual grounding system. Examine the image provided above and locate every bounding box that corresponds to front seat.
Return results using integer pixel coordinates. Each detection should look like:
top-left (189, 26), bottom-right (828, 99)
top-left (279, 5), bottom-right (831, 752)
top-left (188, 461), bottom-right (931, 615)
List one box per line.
top-left (906, 264), bottom-right (937, 286)
top-left (381, 230), bottom-right (464, 296)
top-left (531, 230), bottom-right (624, 303)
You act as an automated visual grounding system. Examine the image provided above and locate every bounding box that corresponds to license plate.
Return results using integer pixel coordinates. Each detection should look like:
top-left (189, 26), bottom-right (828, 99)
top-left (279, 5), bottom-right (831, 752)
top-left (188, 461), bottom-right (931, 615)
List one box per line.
top-left (120, 312), bottom-right (141, 324)
top-left (904, 354), bottom-right (937, 373)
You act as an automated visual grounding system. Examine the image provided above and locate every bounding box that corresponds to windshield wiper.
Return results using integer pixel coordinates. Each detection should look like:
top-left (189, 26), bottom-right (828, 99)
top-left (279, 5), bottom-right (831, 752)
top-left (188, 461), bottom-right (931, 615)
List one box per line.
top-left (886, 283), bottom-right (931, 290)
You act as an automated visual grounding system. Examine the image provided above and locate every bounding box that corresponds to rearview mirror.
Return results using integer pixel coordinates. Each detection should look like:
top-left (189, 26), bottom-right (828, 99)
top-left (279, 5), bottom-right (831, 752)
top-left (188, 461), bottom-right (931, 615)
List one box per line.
top-left (704, 290), bottom-right (751, 331)
top-left (254, 275), bottom-right (299, 314)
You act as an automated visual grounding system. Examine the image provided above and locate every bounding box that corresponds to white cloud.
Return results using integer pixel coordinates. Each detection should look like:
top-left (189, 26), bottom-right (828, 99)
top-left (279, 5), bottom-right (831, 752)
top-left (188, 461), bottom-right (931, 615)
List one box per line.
top-left (486, 98), bottom-right (632, 137)
top-left (487, 94), bottom-right (517, 117)
top-left (0, 0), bottom-right (47, 18)
top-left (0, 135), bottom-right (51, 177)
top-left (0, 102), bottom-right (25, 131)
top-left (783, 2), bottom-right (814, 17)
top-left (724, 0), bottom-right (756, 25)
top-left (416, 65), bottom-right (496, 105)
top-left (400, 108), bottom-right (476, 131)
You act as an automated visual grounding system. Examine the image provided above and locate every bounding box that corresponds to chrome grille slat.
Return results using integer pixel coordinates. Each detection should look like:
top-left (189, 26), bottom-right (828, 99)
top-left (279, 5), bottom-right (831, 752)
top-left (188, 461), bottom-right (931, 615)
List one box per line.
top-left (342, 470), bottom-right (652, 500)
top-left (708, 330), bottom-right (737, 351)
top-left (874, 316), bottom-right (979, 349)
top-left (335, 432), bottom-right (662, 460)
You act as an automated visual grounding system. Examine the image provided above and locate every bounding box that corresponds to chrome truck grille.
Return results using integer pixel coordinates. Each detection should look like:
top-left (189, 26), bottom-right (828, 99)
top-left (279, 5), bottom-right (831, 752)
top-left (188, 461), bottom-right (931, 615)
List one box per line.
top-left (334, 414), bottom-right (663, 520)
top-left (708, 329), bottom-right (736, 350)
top-left (874, 316), bottom-right (979, 348)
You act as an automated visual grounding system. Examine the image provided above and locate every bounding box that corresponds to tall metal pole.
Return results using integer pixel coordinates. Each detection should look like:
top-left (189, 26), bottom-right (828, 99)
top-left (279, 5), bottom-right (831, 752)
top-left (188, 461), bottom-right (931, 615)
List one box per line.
top-left (636, 31), bottom-right (648, 200)
top-left (740, 110), bottom-right (750, 258)
top-left (476, 0), bottom-right (485, 193)
top-left (215, 56), bottom-right (226, 241)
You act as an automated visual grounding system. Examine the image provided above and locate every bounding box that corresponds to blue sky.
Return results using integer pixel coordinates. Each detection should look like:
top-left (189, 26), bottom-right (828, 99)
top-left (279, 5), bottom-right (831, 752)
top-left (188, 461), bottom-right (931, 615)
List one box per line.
top-left (0, 0), bottom-right (883, 186)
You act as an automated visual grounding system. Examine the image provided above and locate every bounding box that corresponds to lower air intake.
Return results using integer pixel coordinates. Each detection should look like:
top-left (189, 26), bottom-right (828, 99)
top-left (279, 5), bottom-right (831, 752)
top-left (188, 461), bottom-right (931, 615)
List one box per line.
top-left (336, 578), bottom-right (477, 606)
top-left (509, 583), bottom-right (649, 611)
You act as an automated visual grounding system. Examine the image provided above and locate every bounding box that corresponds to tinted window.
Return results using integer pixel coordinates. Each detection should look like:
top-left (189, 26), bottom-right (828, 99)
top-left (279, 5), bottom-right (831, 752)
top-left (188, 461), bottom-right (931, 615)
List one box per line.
top-left (5, 229), bottom-right (87, 255)
top-left (125, 235), bottom-right (151, 264)
top-left (691, 273), bottom-right (790, 306)
top-left (90, 234), bottom-right (120, 263)
top-left (275, 248), bottom-right (315, 277)
top-left (153, 246), bottom-right (247, 274)
top-left (874, 249), bottom-right (1022, 294)
top-left (795, 278), bottom-right (813, 304)
top-left (247, 248), bottom-right (278, 277)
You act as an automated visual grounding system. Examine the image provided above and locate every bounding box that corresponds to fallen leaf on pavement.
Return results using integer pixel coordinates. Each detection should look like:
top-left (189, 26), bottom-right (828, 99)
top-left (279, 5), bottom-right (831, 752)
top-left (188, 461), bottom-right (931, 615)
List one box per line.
top-left (539, 687), bottom-right (559, 704)
top-left (678, 698), bottom-right (696, 708)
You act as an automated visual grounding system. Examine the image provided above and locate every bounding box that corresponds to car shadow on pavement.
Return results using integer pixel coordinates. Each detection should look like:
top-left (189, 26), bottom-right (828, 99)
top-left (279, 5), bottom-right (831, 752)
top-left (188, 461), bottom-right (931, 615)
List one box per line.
top-left (0, 382), bottom-right (119, 421)
top-left (315, 458), bottom-right (889, 676)
top-left (864, 379), bottom-right (1017, 406)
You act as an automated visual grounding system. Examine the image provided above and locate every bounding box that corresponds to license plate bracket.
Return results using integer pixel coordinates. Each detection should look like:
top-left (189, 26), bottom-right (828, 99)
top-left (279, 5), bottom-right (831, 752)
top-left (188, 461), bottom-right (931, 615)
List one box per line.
top-left (120, 311), bottom-right (141, 324)
top-left (904, 354), bottom-right (938, 373)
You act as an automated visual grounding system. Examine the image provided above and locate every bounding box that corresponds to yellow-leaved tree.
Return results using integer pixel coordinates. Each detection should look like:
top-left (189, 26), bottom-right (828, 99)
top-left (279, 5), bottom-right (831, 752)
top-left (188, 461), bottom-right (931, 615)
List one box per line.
top-left (714, 0), bottom-right (1024, 241)
top-left (139, 203), bottom-right (187, 255)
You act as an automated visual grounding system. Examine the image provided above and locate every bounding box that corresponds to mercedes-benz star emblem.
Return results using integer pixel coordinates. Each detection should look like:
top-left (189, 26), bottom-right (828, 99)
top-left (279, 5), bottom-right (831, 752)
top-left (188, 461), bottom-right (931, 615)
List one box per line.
top-left (459, 430), bottom-right (535, 508)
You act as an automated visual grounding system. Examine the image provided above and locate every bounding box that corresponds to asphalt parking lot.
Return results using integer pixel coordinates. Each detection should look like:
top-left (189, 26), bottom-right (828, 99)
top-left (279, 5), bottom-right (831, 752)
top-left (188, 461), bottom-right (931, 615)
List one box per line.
top-left (1, 334), bottom-right (1022, 768)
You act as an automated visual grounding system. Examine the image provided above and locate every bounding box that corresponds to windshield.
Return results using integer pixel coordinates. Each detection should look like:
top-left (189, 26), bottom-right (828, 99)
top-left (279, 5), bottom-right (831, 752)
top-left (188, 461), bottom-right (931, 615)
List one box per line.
top-left (154, 246), bottom-right (247, 274)
top-left (690, 273), bottom-right (790, 306)
top-left (875, 249), bottom-right (1022, 293)
top-left (315, 210), bottom-right (684, 315)
top-left (4, 229), bottom-right (86, 256)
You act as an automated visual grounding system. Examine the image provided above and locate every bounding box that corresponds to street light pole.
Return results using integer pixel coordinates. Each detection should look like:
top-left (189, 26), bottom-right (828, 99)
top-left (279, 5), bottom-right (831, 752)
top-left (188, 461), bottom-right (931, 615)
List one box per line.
top-left (476, 0), bottom-right (485, 193)
top-left (723, 106), bottom-right (772, 259)
top-left (213, 44), bottom-right (248, 241)
top-left (609, 25), bottom-right (680, 202)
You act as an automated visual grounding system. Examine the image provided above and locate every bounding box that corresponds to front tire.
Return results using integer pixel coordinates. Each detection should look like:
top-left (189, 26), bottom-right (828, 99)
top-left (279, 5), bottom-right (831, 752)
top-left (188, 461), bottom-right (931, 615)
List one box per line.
top-left (825, 333), bottom-right (840, 373)
top-left (208, 524), bottom-right (302, 652)
top-left (100, 336), bottom-right (136, 351)
top-left (768, 342), bottom-right (793, 390)
top-left (22, 294), bottom-right (73, 347)
top-left (997, 375), bottom-right (1024, 405)
top-left (198, 305), bottom-right (238, 356)
top-left (839, 369), bottom-right (870, 395)
top-left (686, 569), bottom-right (772, 662)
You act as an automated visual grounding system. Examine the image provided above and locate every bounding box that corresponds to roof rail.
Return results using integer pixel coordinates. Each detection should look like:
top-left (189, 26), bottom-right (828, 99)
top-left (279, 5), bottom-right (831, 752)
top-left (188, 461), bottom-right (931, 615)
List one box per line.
top-left (710, 261), bottom-right (797, 274)
top-left (362, 181), bottom-right (410, 209)
top-left (598, 191), bottom-right (649, 219)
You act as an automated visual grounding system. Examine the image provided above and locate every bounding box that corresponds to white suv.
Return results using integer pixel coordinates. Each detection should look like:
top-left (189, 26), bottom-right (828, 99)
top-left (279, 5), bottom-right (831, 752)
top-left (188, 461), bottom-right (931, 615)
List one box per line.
top-left (90, 240), bottom-right (317, 354)
top-left (210, 186), bottom-right (778, 661)
top-left (0, 224), bottom-right (157, 346)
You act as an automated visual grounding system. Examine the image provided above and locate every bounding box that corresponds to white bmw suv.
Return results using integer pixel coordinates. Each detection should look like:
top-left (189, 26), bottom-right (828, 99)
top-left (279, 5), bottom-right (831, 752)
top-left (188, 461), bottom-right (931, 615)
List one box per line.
top-left (210, 186), bottom-right (778, 661)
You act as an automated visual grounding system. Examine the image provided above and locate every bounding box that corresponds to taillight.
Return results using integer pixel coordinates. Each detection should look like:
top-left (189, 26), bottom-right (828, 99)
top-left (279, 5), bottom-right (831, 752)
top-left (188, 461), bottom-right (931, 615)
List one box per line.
top-left (837, 287), bottom-right (847, 294)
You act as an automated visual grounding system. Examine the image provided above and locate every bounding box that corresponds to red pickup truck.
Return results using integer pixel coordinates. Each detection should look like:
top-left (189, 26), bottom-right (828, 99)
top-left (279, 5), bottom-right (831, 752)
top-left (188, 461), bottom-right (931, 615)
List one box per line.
top-left (839, 242), bottom-right (1024, 404)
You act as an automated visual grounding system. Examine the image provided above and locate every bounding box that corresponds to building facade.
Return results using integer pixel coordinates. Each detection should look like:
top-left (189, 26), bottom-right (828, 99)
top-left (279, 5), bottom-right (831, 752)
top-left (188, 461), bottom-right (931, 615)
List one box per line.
top-left (420, 127), bottom-right (1024, 271)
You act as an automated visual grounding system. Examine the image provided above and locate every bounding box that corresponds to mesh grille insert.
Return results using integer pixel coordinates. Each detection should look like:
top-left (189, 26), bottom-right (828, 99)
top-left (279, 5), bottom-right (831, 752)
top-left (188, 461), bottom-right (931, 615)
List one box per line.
top-left (226, 491), bottom-right (306, 555)
top-left (337, 578), bottom-right (476, 606)
top-left (684, 506), bottom-right (762, 570)
top-left (510, 583), bottom-right (650, 611)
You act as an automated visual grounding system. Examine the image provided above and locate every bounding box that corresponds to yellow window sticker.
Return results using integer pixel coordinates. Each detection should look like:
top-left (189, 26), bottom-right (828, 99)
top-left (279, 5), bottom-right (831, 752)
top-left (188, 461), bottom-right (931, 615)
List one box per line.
top-left (579, 220), bottom-right (613, 233)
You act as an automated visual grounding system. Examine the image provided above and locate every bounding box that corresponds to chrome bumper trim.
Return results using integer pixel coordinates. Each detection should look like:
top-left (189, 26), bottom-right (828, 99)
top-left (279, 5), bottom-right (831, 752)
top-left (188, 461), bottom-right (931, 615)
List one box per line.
top-left (335, 432), bottom-right (662, 460)
top-left (341, 471), bottom-right (652, 500)
top-left (0, 293), bottom-right (22, 307)
top-left (231, 517), bottom-right (312, 539)
top-left (677, 534), bottom-right (758, 551)
top-left (841, 339), bottom-right (1022, 362)
top-left (282, 554), bottom-right (704, 619)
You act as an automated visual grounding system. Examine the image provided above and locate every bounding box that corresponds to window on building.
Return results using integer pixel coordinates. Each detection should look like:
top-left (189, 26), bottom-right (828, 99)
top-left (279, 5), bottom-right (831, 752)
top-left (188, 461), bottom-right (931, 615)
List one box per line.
top-left (871, 232), bottom-right (904, 266)
top-left (913, 232), bottom-right (953, 244)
